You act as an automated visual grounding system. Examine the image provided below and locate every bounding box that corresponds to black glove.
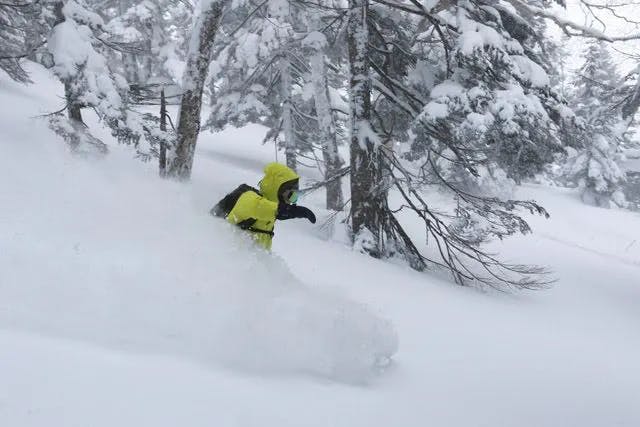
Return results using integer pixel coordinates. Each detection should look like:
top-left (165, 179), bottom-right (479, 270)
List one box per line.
top-left (277, 203), bottom-right (316, 224)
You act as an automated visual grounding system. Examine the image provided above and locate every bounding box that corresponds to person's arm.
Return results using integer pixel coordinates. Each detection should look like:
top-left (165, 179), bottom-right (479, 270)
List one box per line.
top-left (277, 203), bottom-right (316, 223)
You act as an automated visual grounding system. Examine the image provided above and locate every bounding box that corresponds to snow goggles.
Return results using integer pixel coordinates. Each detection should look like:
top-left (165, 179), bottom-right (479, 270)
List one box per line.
top-left (282, 188), bottom-right (299, 204)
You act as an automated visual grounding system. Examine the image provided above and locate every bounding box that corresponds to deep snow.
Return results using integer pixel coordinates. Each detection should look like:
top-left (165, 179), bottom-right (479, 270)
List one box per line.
top-left (1, 64), bottom-right (640, 426)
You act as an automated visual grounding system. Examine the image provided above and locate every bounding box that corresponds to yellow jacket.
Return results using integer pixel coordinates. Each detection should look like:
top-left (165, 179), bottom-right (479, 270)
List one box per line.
top-left (227, 163), bottom-right (299, 250)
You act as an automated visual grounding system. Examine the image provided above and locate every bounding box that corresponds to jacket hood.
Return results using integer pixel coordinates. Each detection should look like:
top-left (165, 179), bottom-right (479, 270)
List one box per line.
top-left (259, 162), bottom-right (299, 202)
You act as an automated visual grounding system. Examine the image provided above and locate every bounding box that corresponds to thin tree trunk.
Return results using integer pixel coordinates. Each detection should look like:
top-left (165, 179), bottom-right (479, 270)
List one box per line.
top-left (309, 49), bottom-right (343, 210)
top-left (159, 87), bottom-right (167, 176)
top-left (140, 36), bottom-right (153, 82)
top-left (347, 0), bottom-right (382, 252)
top-left (280, 55), bottom-right (297, 171)
top-left (167, 0), bottom-right (223, 180)
top-left (123, 53), bottom-right (139, 83)
top-left (141, 51), bottom-right (152, 82)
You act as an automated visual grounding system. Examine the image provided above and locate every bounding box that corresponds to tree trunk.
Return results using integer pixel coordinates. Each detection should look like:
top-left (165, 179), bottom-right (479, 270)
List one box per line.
top-left (141, 48), bottom-right (152, 82)
top-left (309, 50), bottom-right (344, 211)
top-left (140, 34), bottom-right (153, 82)
top-left (123, 53), bottom-right (139, 83)
top-left (280, 55), bottom-right (297, 171)
top-left (53, 1), bottom-right (84, 148)
top-left (347, 0), bottom-right (382, 253)
top-left (65, 83), bottom-right (83, 122)
top-left (118, 0), bottom-right (139, 83)
top-left (159, 87), bottom-right (167, 176)
top-left (167, 0), bottom-right (223, 180)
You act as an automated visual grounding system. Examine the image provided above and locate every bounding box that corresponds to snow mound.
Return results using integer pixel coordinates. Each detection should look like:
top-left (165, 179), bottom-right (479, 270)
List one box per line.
top-left (0, 133), bottom-right (397, 383)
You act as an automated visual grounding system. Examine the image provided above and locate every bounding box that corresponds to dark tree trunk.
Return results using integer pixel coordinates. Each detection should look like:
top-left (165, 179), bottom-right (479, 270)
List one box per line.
top-left (65, 82), bottom-right (83, 122)
top-left (347, 0), bottom-right (383, 253)
top-left (280, 56), bottom-right (297, 171)
top-left (167, 0), bottom-right (223, 180)
top-left (123, 53), bottom-right (139, 83)
top-left (323, 136), bottom-right (345, 211)
top-left (63, 80), bottom-right (84, 151)
top-left (622, 75), bottom-right (640, 121)
top-left (159, 87), bottom-right (167, 176)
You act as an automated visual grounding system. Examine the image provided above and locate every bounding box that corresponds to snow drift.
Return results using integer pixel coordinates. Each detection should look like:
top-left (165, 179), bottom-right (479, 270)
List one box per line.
top-left (0, 126), bottom-right (397, 383)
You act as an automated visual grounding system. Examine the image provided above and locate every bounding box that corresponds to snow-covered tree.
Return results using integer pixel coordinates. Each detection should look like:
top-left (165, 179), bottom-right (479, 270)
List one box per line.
top-left (418, 2), bottom-right (564, 185)
top-left (341, 0), bottom-right (559, 287)
top-left (0, 1), bottom-right (48, 82)
top-left (208, 0), bottom-right (347, 209)
top-left (167, 0), bottom-right (224, 179)
top-left (563, 41), bottom-right (628, 208)
top-left (302, 18), bottom-right (345, 210)
top-left (565, 133), bottom-right (627, 207)
top-left (103, 0), bottom-right (189, 84)
top-left (207, 0), bottom-right (306, 171)
top-left (347, 0), bottom-right (386, 255)
top-left (572, 41), bottom-right (621, 122)
top-left (47, 0), bottom-right (124, 154)
top-left (43, 0), bottom-right (175, 157)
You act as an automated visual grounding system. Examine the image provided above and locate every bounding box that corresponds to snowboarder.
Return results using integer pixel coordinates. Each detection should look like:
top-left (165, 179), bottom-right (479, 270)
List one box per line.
top-left (210, 162), bottom-right (316, 250)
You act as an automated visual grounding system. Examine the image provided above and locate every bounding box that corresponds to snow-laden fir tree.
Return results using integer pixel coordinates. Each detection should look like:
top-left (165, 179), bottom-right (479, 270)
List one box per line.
top-left (47, 0), bottom-right (125, 154)
top-left (44, 0), bottom-right (173, 156)
top-left (416, 1), bottom-right (565, 187)
top-left (564, 41), bottom-right (628, 208)
top-left (0, 1), bottom-right (46, 82)
top-left (103, 0), bottom-right (190, 85)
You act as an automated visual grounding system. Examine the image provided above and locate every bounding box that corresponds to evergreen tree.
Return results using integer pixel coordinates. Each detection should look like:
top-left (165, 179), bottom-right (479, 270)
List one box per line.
top-left (0, 1), bottom-right (48, 82)
top-left (104, 0), bottom-right (189, 84)
top-left (564, 41), bottom-right (628, 208)
top-left (207, 0), bottom-right (308, 171)
top-left (44, 0), bottom-right (171, 156)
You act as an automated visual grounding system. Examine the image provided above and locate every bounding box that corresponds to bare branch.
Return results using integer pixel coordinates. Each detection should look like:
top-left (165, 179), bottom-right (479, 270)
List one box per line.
top-left (507, 0), bottom-right (640, 41)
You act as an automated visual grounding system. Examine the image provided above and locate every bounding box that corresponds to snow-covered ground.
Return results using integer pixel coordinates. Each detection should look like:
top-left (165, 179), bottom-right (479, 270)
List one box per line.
top-left (2, 65), bottom-right (640, 426)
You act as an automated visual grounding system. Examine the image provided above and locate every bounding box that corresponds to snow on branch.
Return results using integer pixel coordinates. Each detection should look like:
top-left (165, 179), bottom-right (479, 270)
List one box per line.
top-left (579, 0), bottom-right (640, 27)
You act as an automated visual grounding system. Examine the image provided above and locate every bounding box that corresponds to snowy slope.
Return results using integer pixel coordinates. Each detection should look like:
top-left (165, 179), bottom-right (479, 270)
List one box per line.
top-left (2, 65), bottom-right (640, 427)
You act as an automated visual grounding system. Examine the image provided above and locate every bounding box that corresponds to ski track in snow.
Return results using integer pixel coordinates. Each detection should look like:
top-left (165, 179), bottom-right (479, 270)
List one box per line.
top-left (538, 232), bottom-right (640, 268)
